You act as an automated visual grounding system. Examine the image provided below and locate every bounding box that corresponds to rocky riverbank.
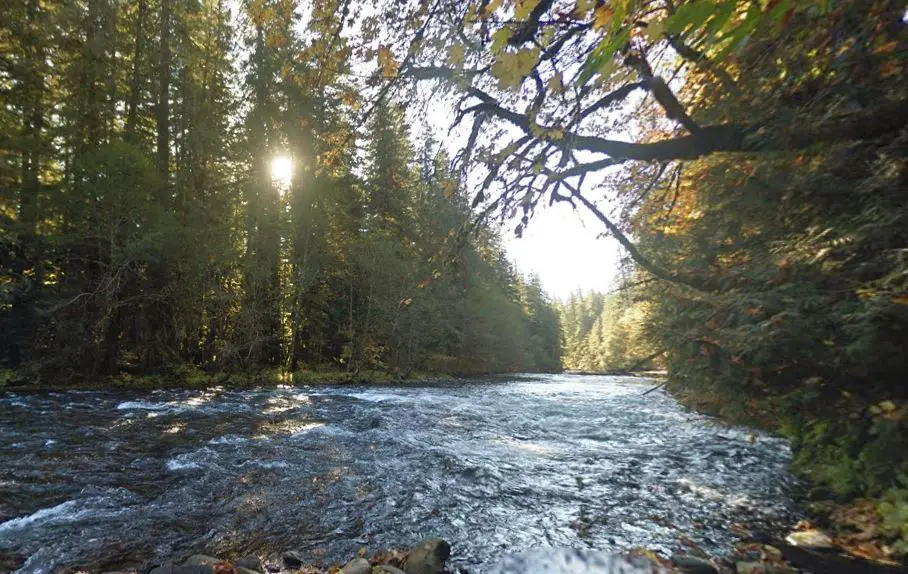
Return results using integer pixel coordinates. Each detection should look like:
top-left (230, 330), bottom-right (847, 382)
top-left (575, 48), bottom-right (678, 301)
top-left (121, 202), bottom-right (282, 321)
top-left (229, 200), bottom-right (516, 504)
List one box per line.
top-left (99, 525), bottom-right (907, 574)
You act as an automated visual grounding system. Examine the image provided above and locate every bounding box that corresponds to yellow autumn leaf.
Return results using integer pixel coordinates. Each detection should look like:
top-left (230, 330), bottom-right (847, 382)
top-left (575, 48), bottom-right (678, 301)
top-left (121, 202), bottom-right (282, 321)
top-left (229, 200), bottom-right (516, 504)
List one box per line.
top-left (491, 28), bottom-right (513, 53)
top-left (447, 42), bottom-right (466, 66)
top-left (592, 5), bottom-right (614, 29)
top-left (515, 0), bottom-right (540, 20)
top-left (377, 46), bottom-right (398, 78)
top-left (646, 18), bottom-right (666, 42)
top-left (481, 0), bottom-right (504, 18)
top-left (574, 0), bottom-right (595, 16)
top-left (490, 48), bottom-right (539, 89)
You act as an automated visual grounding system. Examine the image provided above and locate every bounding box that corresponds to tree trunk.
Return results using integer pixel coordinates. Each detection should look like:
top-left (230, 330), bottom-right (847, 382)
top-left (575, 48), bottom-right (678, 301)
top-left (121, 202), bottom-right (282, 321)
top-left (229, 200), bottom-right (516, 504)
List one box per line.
top-left (156, 0), bottom-right (171, 178)
top-left (125, 0), bottom-right (146, 138)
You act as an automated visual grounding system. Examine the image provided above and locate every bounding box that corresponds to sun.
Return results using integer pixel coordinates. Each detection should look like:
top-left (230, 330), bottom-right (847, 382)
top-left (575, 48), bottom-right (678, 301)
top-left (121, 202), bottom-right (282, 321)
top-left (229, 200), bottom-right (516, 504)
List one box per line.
top-left (270, 155), bottom-right (293, 188)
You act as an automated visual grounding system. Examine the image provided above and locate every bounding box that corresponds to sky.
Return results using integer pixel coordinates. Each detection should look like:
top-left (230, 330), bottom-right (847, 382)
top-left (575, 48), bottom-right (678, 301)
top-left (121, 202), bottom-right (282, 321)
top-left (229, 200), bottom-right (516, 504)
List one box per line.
top-left (412, 90), bottom-right (626, 303)
top-left (502, 201), bottom-right (624, 301)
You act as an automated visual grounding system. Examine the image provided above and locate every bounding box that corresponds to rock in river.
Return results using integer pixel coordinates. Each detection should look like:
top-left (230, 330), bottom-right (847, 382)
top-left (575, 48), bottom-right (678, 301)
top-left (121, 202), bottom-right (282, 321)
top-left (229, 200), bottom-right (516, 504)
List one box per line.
top-left (339, 557), bottom-right (372, 574)
top-left (785, 529), bottom-right (835, 549)
top-left (671, 553), bottom-right (718, 574)
top-left (282, 550), bottom-right (306, 569)
top-left (236, 555), bottom-right (263, 571)
top-left (404, 538), bottom-right (451, 574)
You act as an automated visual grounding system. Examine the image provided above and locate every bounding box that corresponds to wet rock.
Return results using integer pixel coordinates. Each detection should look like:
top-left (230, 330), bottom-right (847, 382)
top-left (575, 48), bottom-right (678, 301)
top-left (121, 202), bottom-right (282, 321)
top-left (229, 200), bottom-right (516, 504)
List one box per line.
top-left (373, 566), bottom-right (408, 574)
top-left (784, 529), bottom-right (834, 549)
top-left (282, 550), bottom-right (306, 569)
top-left (236, 555), bottom-right (262, 571)
top-left (404, 538), bottom-right (451, 574)
top-left (236, 568), bottom-right (260, 574)
top-left (671, 553), bottom-right (718, 574)
top-left (339, 557), bottom-right (371, 574)
top-left (149, 565), bottom-right (214, 574)
top-left (184, 555), bottom-right (221, 566)
top-left (735, 562), bottom-right (763, 574)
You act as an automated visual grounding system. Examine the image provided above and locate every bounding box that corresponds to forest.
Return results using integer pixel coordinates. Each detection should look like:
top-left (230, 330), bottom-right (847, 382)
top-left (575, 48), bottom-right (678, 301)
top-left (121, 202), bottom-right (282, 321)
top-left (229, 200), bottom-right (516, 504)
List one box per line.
top-left (2, 0), bottom-right (908, 563)
top-left (0, 0), bottom-right (562, 382)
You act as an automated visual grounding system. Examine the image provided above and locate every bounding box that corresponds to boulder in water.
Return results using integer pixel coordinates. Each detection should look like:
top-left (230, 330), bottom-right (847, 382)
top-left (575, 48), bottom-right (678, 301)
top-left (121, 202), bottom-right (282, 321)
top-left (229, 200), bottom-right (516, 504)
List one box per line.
top-left (183, 555), bottom-right (221, 567)
top-left (236, 555), bottom-right (262, 571)
top-left (235, 568), bottom-right (260, 574)
top-left (374, 566), bottom-right (408, 574)
top-left (404, 538), bottom-right (450, 574)
top-left (149, 565), bottom-right (215, 574)
top-left (282, 550), bottom-right (306, 569)
top-left (339, 557), bottom-right (371, 574)
top-left (785, 529), bottom-right (835, 549)
top-left (487, 549), bottom-right (665, 573)
top-left (670, 554), bottom-right (718, 574)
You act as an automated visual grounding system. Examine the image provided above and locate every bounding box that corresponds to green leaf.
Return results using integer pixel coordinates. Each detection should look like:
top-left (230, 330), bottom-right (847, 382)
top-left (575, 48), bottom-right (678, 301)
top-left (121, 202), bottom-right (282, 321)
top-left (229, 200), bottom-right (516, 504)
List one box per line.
top-left (664, 0), bottom-right (715, 37)
top-left (578, 28), bottom-right (630, 85)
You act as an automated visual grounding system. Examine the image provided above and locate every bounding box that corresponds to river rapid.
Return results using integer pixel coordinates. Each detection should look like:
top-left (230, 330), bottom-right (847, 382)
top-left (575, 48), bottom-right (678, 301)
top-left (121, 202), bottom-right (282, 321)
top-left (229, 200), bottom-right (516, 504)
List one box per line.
top-left (0, 375), bottom-right (799, 573)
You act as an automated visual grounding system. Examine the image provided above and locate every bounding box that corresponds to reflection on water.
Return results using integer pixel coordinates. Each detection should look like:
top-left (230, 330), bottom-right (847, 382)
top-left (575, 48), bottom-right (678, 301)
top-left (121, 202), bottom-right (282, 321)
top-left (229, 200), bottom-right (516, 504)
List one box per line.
top-left (0, 375), bottom-right (799, 573)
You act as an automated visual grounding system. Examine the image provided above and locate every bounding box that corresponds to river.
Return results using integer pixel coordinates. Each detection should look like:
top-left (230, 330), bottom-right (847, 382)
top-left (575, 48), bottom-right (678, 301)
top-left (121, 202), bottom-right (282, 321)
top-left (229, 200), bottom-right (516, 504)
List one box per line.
top-left (0, 374), bottom-right (799, 573)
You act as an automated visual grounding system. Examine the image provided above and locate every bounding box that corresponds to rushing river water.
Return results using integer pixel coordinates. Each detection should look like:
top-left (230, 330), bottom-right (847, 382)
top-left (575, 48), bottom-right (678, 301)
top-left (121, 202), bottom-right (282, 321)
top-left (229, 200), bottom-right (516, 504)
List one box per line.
top-left (0, 375), bottom-right (799, 573)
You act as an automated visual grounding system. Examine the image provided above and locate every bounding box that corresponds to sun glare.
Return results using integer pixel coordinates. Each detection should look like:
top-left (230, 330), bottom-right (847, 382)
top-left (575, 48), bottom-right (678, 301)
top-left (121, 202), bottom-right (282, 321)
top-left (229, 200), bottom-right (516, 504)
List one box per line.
top-left (271, 155), bottom-right (293, 187)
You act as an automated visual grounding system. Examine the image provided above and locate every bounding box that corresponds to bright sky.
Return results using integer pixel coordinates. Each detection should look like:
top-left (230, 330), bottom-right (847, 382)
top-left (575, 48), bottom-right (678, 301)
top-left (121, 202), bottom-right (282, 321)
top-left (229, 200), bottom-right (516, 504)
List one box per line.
top-left (502, 201), bottom-right (623, 301)
top-left (413, 91), bottom-right (626, 302)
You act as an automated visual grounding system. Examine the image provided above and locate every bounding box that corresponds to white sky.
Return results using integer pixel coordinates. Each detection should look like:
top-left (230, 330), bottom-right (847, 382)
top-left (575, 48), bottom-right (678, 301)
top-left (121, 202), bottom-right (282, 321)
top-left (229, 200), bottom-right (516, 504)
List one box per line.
top-left (502, 201), bottom-right (623, 301)
top-left (414, 90), bottom-right (626, 302)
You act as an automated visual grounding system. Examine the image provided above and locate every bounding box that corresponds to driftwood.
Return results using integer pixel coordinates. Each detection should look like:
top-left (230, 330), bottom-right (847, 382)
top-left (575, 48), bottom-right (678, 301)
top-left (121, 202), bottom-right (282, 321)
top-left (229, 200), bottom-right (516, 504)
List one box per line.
top-left (642, 382), bottom-right (666, 396)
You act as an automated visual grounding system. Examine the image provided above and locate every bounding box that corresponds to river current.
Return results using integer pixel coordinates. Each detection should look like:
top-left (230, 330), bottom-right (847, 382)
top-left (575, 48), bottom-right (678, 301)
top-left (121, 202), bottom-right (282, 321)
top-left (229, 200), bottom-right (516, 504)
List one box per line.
top-left (0, 375), bottom-right (799, 573)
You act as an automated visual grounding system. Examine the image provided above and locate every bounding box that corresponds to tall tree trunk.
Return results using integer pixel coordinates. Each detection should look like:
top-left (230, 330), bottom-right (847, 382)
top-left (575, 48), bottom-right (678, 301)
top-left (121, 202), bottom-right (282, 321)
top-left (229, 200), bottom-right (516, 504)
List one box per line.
top-left (156, 0), bottom-right (171, 178)
top-left (125, 0), bottom-right (146, 138)
top-left (7, 0), bottom-right (46, 367)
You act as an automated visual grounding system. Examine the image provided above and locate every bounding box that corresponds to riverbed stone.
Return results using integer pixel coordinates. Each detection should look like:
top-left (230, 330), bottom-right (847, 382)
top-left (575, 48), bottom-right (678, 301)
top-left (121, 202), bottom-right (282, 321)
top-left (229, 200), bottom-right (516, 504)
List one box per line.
top-left (236, 555), bottom-right (262, 571)
top-left (404, 538), bottom-right (450, 574)
top-left (236, 568), bottom-right (260, 574)
top-left (784, 529), bottom-right (834, 549)
top-left (735, 562), bottom-right (763, 574)
top-left (339, 557), bottom-right (371, 574)
top-left (671, 553), bottom-right (718, 574)
top-left (149, 565), bottom-right (214, 574)
top-left (282, 550), bottom-right (306, 569)
top-left (183, 555), bottom-right (221, 566)
top-left (373, 566), bottom-right (408, 574)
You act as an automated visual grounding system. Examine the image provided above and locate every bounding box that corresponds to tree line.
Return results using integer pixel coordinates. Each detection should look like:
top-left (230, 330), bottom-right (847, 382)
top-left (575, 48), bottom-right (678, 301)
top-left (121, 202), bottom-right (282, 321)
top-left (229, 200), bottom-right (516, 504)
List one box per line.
top-left (557, 288), bottom-right (659, 374)
top-left (0, 0), bottom-right (562, 381)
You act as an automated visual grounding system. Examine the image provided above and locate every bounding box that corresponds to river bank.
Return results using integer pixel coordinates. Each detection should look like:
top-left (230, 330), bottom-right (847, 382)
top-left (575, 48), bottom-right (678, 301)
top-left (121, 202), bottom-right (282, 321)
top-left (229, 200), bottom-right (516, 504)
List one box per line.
top-left (664, 378), bottom-right (908, 572)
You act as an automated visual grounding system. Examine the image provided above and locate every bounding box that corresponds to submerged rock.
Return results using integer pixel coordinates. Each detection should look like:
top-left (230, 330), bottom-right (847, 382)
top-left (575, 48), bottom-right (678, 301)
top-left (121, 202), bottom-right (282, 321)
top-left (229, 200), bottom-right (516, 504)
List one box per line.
top-left (404, 538), bottom-right (451, 574)
top-left (236, 555), bottom-right (262, 571)
top-left (183, 555), bottom-right (221, 566)
top-left (487, 549), bottom-right (664, 573)
top-left (670, 553), bottom-right (718, 574)
top-left (339, 557), bottom-right (371, 574)
top-left (149, 565), bottom-right (214, 574)
top-left (735, 562), bottom-right (763, 574)
top-left (282, 550), bottom-right (306, 569)
top-left (785, 529), bottom-right (835, 549)
top-left (373, 566), bottom-right (408, 574)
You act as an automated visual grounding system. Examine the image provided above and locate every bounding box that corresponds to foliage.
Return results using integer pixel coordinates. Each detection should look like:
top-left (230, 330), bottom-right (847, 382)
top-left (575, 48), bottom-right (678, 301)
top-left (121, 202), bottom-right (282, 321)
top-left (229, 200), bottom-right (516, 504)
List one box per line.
top-left (0, 0), bottom-right (561, 382)
top-left (558, 288), bottom-right (660, 372)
